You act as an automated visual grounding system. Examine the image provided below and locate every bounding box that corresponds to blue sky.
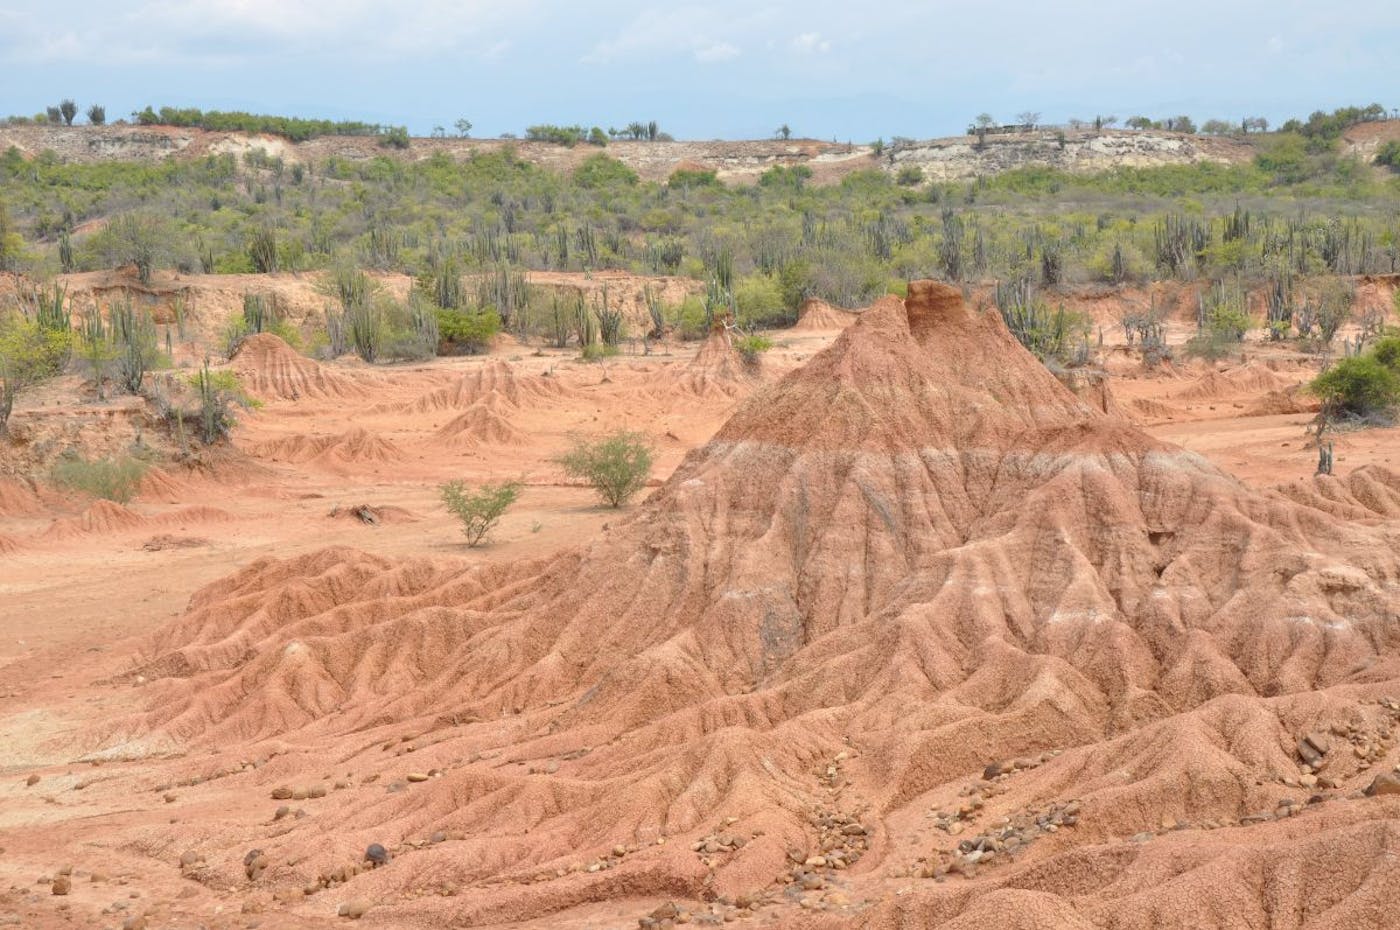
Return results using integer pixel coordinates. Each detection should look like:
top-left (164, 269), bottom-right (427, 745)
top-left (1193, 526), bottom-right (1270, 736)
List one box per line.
top-left (2, 1), bottom-right (1396, 140)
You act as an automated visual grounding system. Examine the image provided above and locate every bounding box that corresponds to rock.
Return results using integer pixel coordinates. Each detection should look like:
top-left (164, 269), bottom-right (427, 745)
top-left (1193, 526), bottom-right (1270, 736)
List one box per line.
top-left (270, 787), bottom-right (293, 800)
top-left (1297, 736), bottom-right (1325, 767)
top-left (982, 761), bottom-right (1009, 780)
top-left (337, 899), bottom-right (371, 919)
top-left (273, 806), bottom-right (290, 821)
top-left (429, 831), bottom-right (447, 844)
top-left (364, 843), bottom-right (390, 867)
top-left (178, 850), bottom-right (200, 869)
top-left (406, 772), bottom-right (430, 783)
top-left (51, 875), bottom-right (70, 896)
top-left (1365, 772), bottom-right (1400, 796)
top-left (25, 774), bottom-right (39, 787)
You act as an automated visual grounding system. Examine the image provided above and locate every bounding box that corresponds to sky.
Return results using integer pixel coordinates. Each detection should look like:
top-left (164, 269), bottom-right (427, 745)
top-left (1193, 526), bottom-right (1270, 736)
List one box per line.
top-left (1, 0), bottom-right (1397, 140)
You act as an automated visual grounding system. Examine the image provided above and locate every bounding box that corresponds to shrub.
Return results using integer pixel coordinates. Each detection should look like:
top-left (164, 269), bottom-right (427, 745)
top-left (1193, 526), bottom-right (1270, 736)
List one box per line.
top-left (51, 453), bottom-right (148, 503)
top-left (556, 430), bottom-right (654, 508)
top-left (440, 479), bottom-right (520, 546)
top-left (0, 312), bottom-right (71, 435)
top-left (758, 164), bottom-right (812, 190)
top-left (434, 308), bottom-right (500, 354)
top-left (574, 154), bottom-right (638, 188)
top-left (734, 274), bottom-right (786, 327)
top-left (668, 167), bottom-right (720, 189)
top-left (735, 333), bottom-right (773, 366)
top-left (86, 105), bottom-right (105, 126)
top-left (58, 99), bottom-right (77, 126)
top-left (1375, 140), bottom-right (1400, 171)
top-left (98, 212), bottom-right (175, 285)
top-left (1309, 352), bottom-right (1400, 421)
top-left (895, 164), bottom-right (924, 186)
top-left (188, 363), bottom-right (247, 443)
top-left (379, 126), bottom-right (411, 149)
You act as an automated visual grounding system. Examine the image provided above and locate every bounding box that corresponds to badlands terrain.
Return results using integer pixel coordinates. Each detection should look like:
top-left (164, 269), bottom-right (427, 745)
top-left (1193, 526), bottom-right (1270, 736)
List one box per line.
top-left (5, 272), bottom-right (1400, 929)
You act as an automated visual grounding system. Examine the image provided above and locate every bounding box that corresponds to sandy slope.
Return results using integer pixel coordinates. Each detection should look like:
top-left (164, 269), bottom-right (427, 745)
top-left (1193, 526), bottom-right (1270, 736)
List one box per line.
top-left (4, 285), bottom-right (1400, 929)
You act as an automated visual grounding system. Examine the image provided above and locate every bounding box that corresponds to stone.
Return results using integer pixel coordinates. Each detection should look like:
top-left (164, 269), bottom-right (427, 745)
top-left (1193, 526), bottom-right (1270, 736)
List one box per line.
top-left (1365, 772), bottom-right (1400, 796)
top-left (406, 772), bottom-right (430, 783)
top-left (337, 899), bottom-right (371, 919)
top-left (364, 843), bottom-right (390, 867)
top-left (178, 850), bottom-right (200, 869)
top-left (25, 774), bottom-right (39, 787)
top-left (982, 761), bottom-right (1009, 780)
top-left (51, 875), bottom-right (70, 896)
top-left (270, 787), bottom-right (293, 800)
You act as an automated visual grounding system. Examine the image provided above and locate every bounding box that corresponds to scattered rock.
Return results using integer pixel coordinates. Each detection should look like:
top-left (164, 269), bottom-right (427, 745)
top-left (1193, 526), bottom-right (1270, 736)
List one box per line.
top-left (337, 899), bottom-right (371, 919)
top-left (51, 875), bottom-right (70, 896)
top-left (25, 774), bottom-right (39, 787)
top-left (364, 843), bottom-right (389, 867)
top-left (1365, 772), bottom-right (1400, 797)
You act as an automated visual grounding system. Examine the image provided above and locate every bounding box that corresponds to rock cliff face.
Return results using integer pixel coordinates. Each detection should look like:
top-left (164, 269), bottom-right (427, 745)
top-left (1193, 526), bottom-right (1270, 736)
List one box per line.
top-left (889, 130), bottom-right (1253, 181)
top-left (0, 124), bottom-right (1255, 184)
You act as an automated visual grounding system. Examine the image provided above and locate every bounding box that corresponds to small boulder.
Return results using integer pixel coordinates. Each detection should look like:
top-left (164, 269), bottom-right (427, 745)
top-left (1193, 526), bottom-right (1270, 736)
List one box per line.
top-left (51, 875), bottom-right (71, 896)
top-left (1365, 772), bottom-right (1400, 797)
top-left (364, 843), bottom-right (390, 867)
top-left (338, 899), bottom-right (371, 919)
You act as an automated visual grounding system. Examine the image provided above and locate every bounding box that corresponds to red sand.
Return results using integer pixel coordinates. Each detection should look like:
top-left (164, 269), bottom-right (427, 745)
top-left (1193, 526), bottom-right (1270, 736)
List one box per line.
top-left (5, 283), bottom-right (1400, 929)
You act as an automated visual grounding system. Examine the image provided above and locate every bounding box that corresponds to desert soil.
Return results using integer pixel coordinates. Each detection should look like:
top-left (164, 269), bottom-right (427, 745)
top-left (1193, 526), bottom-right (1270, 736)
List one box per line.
top-left (4, 280), bottom-right (1400, 929)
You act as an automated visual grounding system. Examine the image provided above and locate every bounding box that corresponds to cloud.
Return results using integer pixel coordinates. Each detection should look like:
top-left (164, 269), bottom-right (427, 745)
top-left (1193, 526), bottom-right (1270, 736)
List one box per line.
top-left (694, 41), bottom-right (739, 63)
top-left (791, 32), bottom-right (831, 54)
top-left (583, 5), bottom-right (751, 65)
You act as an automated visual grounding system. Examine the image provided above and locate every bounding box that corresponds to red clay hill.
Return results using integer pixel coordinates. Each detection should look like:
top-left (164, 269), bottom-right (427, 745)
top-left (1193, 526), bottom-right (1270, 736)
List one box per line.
top-left (63, 282), bottom-right (1400, 928)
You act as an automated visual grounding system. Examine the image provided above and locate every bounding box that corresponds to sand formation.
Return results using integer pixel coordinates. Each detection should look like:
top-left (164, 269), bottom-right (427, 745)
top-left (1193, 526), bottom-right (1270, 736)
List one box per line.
top-left (401, 360), bottom-right (569, 415)
top-left (253, 426), bottom-right (406, 469)
top-left (230, 333), bottom-right (367, 402)
top-left (793, 297), bottom-right (861, 331)
top-left (75, 282), bottom-right (1400, 927)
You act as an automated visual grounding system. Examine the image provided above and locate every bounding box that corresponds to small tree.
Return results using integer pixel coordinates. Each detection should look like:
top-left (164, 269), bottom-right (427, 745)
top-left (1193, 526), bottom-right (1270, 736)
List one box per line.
top-left (0, 312), bottom-right (71, 436)
top-left (1015, 111), bottom-right (1040, 130)
top-left (86, 104), bottom-right (106, 126)
top-left (440, 479), bottom-right (520, 546)
top-left (58, 99), bottom-right (77, 126)
top-left (101, 211), bottom-right (174, 285)
top-left (454, 118), bottom-right (472, 137)
top-left (775, 124), bottom-right (792, 141)
top-left (556, 430), bottom-right (654, 508)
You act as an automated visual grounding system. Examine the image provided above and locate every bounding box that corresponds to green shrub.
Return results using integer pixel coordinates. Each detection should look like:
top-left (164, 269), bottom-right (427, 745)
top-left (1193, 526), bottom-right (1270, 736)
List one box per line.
top-left (672, 295), bottom-right (710, 340)
top-left (378, 127), bottom-right (411, 149)
top-left (735, 333), bottom-right (773, 367)
top-left (668, 167), bottom-right (720, 189)
top-left (574, 154), bottom-right (637, 188)
top-left (734, 274), bottom-right (786, 327)
top-left (1310, 353), bottom-right (1400, 420)
top-left (436, 308), bottom-right (500, 354)
top-left (51, 453), bottom-right (148, 503)
top-left (556, 430), bottom-right (654, 508)
top-left (895, 165), bottom-right (924, 186)
top-left (440, 479), bottom-right (520, 546)
top-left (1, 312), bottom-right (71, 435)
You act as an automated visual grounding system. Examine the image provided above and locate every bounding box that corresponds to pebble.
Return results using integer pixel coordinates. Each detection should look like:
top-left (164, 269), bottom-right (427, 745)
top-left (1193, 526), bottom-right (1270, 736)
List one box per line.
top-left (337, 899), bottom-right (371, 919)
